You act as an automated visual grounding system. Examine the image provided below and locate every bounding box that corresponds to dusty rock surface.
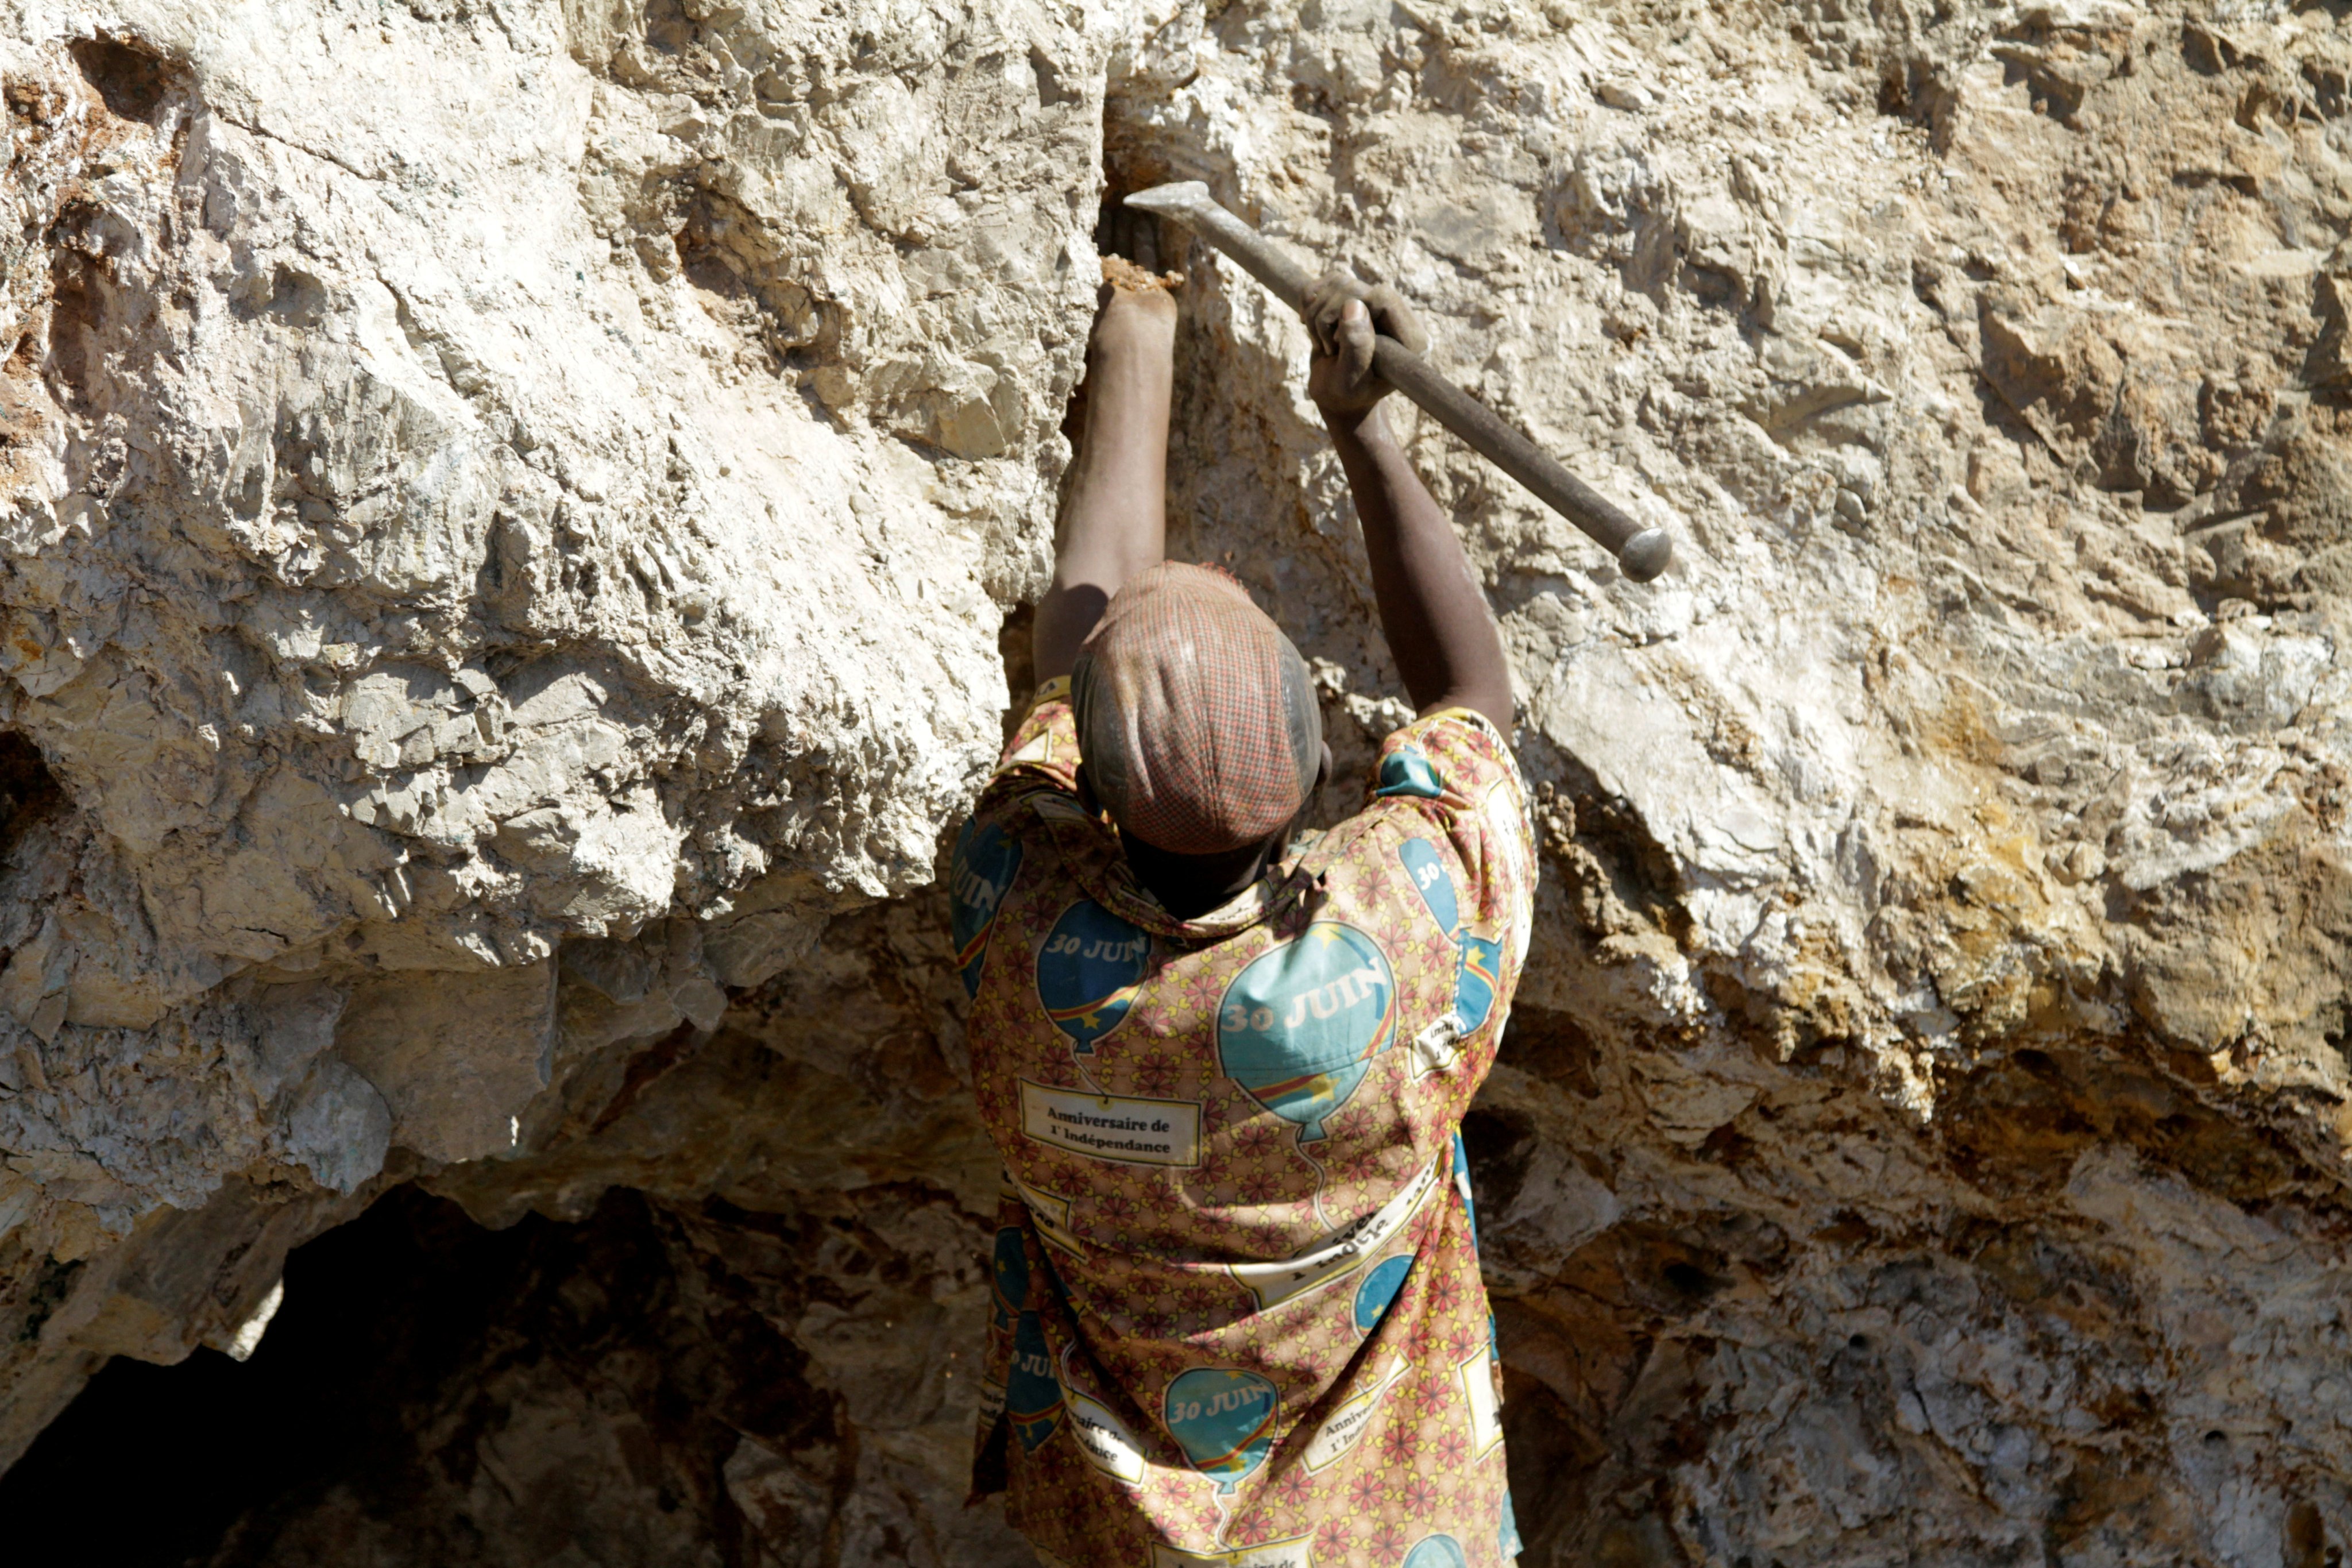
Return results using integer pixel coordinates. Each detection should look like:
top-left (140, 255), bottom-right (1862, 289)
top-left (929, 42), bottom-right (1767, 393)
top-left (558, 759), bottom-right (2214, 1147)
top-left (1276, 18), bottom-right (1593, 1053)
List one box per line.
top-left (5, 0), bottom-right (2352, 1562)
top-left (0, 0), bottom-right (1104, 1459)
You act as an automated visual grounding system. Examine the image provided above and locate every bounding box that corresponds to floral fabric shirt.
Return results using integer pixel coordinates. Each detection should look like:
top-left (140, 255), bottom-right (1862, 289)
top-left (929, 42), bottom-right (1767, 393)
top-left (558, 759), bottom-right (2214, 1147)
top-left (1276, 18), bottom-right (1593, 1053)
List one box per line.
top-left (955, 677), bottom-right (1535, 1568)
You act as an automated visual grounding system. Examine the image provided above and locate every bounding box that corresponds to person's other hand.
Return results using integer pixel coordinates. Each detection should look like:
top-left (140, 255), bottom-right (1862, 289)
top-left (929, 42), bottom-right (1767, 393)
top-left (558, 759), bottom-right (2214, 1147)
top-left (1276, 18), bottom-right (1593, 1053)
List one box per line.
top-left (1305, 273), bottom-right (1427, 420)
top-left (1305, 273), bottom-right (1427, 358)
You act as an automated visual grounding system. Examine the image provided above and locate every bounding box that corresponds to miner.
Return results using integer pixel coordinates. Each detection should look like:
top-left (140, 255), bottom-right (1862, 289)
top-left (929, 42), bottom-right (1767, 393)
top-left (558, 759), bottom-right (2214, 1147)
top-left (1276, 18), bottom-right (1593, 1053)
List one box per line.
top-left (950, 235), bottom-right (1533, 1568)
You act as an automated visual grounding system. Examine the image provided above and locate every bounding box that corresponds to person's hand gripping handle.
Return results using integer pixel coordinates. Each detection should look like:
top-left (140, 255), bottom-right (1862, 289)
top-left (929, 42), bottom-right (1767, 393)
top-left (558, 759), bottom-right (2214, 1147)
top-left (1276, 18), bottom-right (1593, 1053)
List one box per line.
top-left (1303, 273), bottom-right (1428, 418)
top-left (1305, 280), bottom-right (1515, 732)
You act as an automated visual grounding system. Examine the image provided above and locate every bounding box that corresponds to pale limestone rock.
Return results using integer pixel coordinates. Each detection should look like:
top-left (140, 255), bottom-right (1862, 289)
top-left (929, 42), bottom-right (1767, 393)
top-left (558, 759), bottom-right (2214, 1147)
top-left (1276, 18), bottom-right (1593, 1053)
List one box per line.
top-left (0, 0), bottom-right (1119, 1473)
top-left (0, 0), bottom-right (1108, 1219)
top-left (331, 963), bottom-right (557, 1163)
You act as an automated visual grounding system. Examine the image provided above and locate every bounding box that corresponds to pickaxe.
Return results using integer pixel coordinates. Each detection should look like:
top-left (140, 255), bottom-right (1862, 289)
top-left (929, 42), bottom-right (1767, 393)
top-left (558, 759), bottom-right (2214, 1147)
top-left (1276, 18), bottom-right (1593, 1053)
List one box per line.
top-left (1125, 181), bottom-right (1673, 583)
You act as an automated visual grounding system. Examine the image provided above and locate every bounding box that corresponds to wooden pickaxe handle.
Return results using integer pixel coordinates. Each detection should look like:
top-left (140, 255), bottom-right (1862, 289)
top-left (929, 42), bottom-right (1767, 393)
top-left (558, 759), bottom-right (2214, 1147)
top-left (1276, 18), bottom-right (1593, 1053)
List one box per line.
top-left (1125, 181), bottom-right (1673, 583)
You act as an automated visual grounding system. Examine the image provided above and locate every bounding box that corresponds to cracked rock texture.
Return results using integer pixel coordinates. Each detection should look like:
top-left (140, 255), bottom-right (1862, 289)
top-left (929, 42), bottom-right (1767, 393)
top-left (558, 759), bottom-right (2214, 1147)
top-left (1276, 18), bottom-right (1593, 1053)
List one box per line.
top-left (5, 0), bottom-right (2352, 1563)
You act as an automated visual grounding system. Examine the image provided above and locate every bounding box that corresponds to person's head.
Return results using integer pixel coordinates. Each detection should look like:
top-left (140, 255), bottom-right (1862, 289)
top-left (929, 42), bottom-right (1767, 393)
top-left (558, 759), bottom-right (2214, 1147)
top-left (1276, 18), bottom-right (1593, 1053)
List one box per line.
top-left (1071, 563), bottom-right (1331, 916)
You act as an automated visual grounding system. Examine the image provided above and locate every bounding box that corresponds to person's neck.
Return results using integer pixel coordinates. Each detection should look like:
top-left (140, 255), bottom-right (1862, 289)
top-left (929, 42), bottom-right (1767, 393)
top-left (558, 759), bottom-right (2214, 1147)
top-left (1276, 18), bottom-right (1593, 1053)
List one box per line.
top-left (1119, 830), bottom-right (1289, 921)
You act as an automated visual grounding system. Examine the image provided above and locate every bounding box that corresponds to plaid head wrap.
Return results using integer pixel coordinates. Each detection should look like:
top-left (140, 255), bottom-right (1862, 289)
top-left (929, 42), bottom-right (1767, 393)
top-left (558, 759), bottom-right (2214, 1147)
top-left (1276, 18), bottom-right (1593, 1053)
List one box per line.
top-left (1071, 563), bottom-right (1323, 856)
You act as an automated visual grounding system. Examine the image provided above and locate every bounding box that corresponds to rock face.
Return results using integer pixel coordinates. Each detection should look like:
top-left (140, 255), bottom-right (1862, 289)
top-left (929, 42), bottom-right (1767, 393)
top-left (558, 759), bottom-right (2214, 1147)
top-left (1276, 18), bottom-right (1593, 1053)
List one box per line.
top-left (5, 0), bottom-right (2352, 1562)
top-left (0, 0), bottom-right (1100, 1454)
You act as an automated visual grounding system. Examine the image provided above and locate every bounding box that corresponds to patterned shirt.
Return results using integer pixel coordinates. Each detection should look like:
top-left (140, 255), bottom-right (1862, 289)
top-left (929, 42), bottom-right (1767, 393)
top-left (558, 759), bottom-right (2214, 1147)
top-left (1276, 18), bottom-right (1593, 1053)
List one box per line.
top-left (955, 676), bottom-right (1536, 1568)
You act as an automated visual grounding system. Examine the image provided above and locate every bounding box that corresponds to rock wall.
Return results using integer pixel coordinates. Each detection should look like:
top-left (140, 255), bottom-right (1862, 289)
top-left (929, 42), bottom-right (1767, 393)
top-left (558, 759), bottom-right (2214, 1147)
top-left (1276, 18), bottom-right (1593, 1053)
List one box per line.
top-left (5, 0), bottom-right (2352, 1563)
top-left (0, 0), bottom-right (1107, 1457)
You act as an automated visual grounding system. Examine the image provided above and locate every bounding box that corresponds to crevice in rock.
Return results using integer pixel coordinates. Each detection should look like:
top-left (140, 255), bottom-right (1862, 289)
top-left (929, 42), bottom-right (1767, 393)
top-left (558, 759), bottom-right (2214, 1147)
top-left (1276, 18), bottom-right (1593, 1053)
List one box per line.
top-left (66, 36), bottom-right (183, 126)
top-left (0, 732), bottom-right (63, 861)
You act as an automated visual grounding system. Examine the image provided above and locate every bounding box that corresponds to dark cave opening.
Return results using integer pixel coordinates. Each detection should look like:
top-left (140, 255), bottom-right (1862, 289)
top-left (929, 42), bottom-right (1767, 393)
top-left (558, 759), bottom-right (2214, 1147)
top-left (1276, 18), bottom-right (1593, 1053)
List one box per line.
top-left (0, 731), bottom-right (63, 857)
top-left (4, 1187), bottom-right (507, 1564)
top-left (0, 1186), bottom-right (804, 1567)
top-left (3, 1188), bottom-right (551, 1565)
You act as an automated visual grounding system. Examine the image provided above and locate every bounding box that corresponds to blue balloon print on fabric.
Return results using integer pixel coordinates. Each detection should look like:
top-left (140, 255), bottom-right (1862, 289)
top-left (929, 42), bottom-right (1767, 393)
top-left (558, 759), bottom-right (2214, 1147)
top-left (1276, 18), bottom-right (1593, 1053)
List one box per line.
top-left (1398, 837), bottom-right (1458, 936)
top-left (1401, 1535), bottom-right (1470, 1568)
top-left (1500, 1490), bottom-right (1525, 1559)
top-left (1007, 1310), bottom-right (1064, 1452)
top-left (1035, 900), bottom-right (1150, 1053)
top-left (1352, 1254), bottom-right (1413, 1335)
top-left (990, 1226), bottom-right (1027, 1331)
top-left (1162, 1367), bottom-right (1279, 1493)
top-left (1216, 923), bottom-right (1397, 1141)
top-left (1454, 934), bottom-right (1502, 1037)
top-left (1377, 746), bottom-right (1446, 800)
top-left (950, 821), bottom-right (1023, 998)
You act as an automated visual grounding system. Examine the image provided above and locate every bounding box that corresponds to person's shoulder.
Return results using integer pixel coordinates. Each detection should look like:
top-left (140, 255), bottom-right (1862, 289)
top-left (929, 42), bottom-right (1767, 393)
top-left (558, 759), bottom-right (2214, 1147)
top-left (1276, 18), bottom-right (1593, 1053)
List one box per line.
top-left (1368, 706), bottom-right (1520, 808)
top-left (1324, 707), bottom-right (1535, 959)
top-left (979, 676), bottom-right (1082, 817)
top-left (1328, 706), bottom-right (1534, 891)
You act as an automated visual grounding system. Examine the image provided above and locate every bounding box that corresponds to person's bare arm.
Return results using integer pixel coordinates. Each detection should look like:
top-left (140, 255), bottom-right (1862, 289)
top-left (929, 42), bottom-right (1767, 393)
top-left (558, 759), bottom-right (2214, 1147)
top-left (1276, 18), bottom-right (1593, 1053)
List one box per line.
top-left (1032, 280), bottom-right (1177, 682)
top-left (1307, 281), bottom-right (1513, 731)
